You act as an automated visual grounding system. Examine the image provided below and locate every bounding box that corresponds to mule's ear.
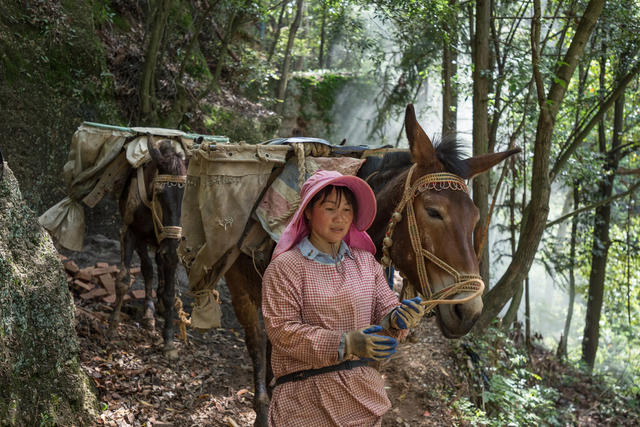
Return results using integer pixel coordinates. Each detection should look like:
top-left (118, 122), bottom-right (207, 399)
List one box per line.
top-left (405, 104), bottom-right (437, 167)
top-left (147, 134), bottom-right (162, 164)
top-left (461, 147), bottom-right (521, 179)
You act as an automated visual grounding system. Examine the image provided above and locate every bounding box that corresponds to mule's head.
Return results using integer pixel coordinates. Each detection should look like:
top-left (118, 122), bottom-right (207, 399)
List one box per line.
top-left (147, 137), bottom-right (188, 259)
top-left (369, 105), bottom-right (519, 338)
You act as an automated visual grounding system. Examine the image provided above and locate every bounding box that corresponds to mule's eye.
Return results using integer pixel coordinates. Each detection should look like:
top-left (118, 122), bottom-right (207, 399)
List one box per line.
top-left (427, 208), bottom-right (442, 220)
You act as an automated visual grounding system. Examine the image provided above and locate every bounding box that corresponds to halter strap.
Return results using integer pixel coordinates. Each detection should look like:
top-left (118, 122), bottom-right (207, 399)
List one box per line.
top-left (381, 164), bottom-right (484, 313)
top-left (149, 173), bottom-right (187, 242)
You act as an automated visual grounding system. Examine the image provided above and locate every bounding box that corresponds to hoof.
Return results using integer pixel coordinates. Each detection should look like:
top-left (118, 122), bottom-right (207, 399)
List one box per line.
top-left (143, 308), bottom-right (155, 330)
top-left (143, 316), bottom-right (155, 330)
top-left (253, 406), bottom-right (269, 427)
top-left (107, 313), bottom-right (120, 338)
top-left (163, 344), bottom-right (179, 360)
top-left (253, 393), bottom-right (270, 427)
top-left (106, 323), bottom-right (118, 339)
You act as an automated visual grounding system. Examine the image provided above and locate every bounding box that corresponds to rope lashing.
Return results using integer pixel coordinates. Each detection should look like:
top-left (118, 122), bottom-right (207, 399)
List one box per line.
top-left (175, 297), bottom-right (191, 343)
top-left (380, 164), bottom-right (484, 313)
top-left (293, 143), bottom-right (306, 190)
top-left (137, 166), bottom-right (153, 209)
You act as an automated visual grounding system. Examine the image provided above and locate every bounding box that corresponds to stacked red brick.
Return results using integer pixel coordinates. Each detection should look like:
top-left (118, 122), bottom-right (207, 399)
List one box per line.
top-left (60, 256), bottom-right (150, 303)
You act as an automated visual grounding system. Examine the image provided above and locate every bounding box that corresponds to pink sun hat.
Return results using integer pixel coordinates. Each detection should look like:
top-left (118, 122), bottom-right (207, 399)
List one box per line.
top-left (272, 170), bottom-right (377, 260)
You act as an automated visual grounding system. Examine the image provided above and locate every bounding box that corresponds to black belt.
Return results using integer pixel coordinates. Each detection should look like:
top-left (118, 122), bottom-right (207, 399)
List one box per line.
top-left (275, 359), bottom-right (369, 387)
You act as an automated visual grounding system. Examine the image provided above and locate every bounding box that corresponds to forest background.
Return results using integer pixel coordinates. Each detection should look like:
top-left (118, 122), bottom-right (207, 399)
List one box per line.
top-left (1, 0), bottom-right (639, 425)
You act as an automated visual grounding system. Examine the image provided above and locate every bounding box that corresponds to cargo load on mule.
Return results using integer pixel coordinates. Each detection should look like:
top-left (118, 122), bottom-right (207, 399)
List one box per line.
top-left (178, 136), bottom-right (403, 331)
top-left (39, 122), bottom-right (228, 354)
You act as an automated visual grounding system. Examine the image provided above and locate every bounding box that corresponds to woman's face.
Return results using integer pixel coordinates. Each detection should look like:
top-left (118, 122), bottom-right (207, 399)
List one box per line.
top-left (305, 188), bottom-right (354, 252)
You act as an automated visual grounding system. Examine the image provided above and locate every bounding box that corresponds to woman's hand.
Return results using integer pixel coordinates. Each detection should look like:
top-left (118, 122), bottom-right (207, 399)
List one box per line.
top-left (390, 297), bottom-right (425, 329)
top-left (344, 325), bottom-right (397, 361)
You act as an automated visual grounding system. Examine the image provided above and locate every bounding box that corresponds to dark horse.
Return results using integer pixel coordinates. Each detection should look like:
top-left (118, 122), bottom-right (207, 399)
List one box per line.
top-left (108, 136), bottom-right (188, 354)
top-left (223, 105), bottom-right (520, 425)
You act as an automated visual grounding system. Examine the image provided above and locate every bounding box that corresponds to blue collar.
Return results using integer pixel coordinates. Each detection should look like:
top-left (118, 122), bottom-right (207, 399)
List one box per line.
top-left (298, 236), bottom-right (353, 265)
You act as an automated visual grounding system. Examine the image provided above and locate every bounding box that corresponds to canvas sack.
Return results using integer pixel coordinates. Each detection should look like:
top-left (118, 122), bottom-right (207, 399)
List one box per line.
top-left (179, 142), bottom-right (288, 329)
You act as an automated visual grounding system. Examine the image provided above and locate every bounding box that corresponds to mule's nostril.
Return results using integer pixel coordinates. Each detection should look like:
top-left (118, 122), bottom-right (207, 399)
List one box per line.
top-left (454, 304), bottom-right (464, 320)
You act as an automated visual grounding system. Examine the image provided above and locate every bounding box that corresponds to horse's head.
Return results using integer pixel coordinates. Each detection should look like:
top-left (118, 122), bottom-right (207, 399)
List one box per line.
top-left (366, 104), bottom-right (519, 338)
top-left (147, 136), bottom-right (188, 259)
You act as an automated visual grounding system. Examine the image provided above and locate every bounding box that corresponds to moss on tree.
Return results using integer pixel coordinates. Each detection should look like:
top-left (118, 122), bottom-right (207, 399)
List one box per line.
top-left (0, 164), bottom-right (97, 425)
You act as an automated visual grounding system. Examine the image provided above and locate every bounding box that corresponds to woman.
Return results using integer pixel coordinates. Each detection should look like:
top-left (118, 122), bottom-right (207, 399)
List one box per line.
top-left (262, 170), bottom-right (425, 426)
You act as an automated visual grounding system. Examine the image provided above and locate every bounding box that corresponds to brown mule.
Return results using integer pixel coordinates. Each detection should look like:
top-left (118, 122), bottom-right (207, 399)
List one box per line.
top-left (224, 104), bottom-right (520, 425)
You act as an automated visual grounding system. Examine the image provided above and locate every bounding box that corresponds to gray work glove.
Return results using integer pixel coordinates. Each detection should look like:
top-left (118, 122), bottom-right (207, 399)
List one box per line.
top-left (343, 325), bottom-right (397, 361)
top-left (390, 297), bottom-right (425, 329)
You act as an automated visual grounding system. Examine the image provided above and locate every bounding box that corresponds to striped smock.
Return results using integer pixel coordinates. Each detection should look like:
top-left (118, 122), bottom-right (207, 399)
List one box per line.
top-left (262, 240), bottom-right (406, 426)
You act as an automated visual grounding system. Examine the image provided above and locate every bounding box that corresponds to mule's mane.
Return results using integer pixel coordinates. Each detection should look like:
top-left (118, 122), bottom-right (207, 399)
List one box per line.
top-left (362, 135), bottom-right (470, 192)
top-left (155, 141), bottom-right (187, 175)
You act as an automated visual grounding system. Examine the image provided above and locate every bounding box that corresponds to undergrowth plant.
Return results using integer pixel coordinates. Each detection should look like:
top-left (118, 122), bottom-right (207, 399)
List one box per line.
top-left (453, 327), bottom-right (574, 426)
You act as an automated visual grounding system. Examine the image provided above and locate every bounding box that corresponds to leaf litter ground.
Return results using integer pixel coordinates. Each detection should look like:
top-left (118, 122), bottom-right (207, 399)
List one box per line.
top-left (66, 233), bottom-right (463, 426)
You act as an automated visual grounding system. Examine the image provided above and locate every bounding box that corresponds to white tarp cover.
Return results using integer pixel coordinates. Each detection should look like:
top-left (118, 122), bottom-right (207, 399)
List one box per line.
top-left (39, 124), bottom-right (193, 251)
top-left (39, 124), bottom-right (132, 251)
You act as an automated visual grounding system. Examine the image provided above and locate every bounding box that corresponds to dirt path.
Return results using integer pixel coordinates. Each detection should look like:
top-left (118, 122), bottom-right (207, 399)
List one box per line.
top-left (66, 233), bottom-right (469, 426)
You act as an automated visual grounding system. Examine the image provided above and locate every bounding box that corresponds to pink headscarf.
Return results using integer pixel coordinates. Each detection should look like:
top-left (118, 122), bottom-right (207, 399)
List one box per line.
top-left (272, 170), bottom-right (377, 260)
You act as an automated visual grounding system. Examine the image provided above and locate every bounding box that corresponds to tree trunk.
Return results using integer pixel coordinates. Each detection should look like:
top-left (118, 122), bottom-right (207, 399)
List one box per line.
top-left (276, 0), bottom-right (304, 114)
top-left (0, 165), bottom-right (97, 424)
top-left (559, 183), bottom-right (579, 360)
top-left (474, 0), bottom-right (605, 332)
top-left (581, 61), bottom-right (624, 371)
top-left (442, 0), bottom-right (458, 137)
top-left (294, 1), bottom-right (309, 71)
top-left (502, 163), bottom-right (524, 327)
top-left (177, 1), bottom-right (215, 84)
top-left (502, 280), bottom-right (523, 327)
top-left (525, 275), bottom-right (531, 349)
top-left (268, 0), bottom-right (288, 63)
top-left (172, 1), bottom-right (215, 127)
top-left (140, 0), bottom-right (172, 124)
top-left (318, 0), bottom-right (328, 68)
top-left (472, 0), bottom-right (491, 285)
top-left (325, 5), bottom-right (345, 69)
top-left (212, 7), bottom-right (242, 94)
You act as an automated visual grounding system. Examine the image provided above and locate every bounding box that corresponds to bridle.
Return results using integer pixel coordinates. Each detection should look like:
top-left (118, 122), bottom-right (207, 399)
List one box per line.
top-left (379, 164), bottom-right (485, 314)
top-left (138, 167), bottom-right (186, 242)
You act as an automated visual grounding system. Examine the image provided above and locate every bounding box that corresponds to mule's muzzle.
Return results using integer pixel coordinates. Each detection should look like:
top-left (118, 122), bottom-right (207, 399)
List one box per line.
top-left (436, 298), bottom-right (482, 338)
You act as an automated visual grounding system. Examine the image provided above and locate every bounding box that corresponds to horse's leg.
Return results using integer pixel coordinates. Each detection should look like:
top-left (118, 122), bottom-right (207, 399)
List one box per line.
top-left (225, 254), bottom-right (269, 427)
top-left (108, 226), bottom-right (135, 335)
top-left (135, 241), bottom-right (155, 330)
top-left (156, 241), bottom-right (178, 355)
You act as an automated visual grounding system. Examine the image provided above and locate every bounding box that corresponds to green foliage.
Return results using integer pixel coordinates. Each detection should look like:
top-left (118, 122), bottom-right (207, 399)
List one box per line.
top-left (455, 326), bottom-right (640, 425)
top-left (91, 0), bottom-right (116, 27)
top-left (39, 412), bottom-right (55, 427)
top-left (457, 329), bottom-right (563, 426)
top-left (483, 373), bottom-right (560, 426)
top-left (201, 105), bottom-right (280, 143)
top-left (296, 73), bottom-right (350, 122)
